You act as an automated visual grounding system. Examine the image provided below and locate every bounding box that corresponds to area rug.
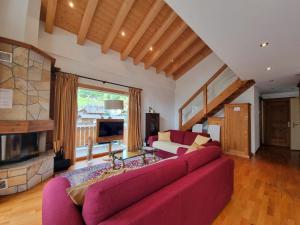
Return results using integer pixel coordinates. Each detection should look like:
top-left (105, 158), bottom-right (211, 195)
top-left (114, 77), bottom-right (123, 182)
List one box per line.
top-left (59, 154), bottom-right (161, 186)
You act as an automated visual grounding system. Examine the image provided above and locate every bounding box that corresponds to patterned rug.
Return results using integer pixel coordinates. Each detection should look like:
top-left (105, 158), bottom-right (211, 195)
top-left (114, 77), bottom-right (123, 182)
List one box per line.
top-left (59, 154), bottom-right (161, 186)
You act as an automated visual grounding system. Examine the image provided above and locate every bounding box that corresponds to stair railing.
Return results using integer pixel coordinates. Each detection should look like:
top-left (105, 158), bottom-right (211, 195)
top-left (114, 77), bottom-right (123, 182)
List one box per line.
top-left (179, 65), bottom-right (242, 131)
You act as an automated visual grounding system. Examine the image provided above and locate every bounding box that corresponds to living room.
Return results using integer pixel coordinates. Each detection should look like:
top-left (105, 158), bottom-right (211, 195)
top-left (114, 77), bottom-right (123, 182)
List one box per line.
top-left (0, 0), bottom-right (300, 225)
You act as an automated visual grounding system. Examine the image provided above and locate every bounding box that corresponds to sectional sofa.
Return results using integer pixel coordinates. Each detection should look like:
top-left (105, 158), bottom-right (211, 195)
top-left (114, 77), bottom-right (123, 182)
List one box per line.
top-left (148, 130), bottom-right (220, 158)
top-left (43, 146), bottom-right (234, 225)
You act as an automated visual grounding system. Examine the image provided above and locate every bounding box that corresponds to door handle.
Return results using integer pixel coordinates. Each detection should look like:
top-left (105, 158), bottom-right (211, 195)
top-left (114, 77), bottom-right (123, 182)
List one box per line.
top-left (293, 122), bottom-right (300, 128)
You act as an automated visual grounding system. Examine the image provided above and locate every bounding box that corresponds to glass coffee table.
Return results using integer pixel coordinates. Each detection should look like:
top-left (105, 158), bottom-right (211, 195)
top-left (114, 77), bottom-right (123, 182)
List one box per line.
top-left (109, 149), bottom-right (147, 169)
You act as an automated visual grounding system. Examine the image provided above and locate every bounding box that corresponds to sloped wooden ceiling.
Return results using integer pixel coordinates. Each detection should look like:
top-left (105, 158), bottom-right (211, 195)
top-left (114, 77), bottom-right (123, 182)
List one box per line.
top-left (40, 0), bottom-right (212, 80)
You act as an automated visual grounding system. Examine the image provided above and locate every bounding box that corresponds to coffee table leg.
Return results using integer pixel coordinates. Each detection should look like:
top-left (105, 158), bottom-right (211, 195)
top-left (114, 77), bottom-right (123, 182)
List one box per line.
top-left (142, 153), bottom-right (147, 165)
top-left (111, 153), bottom-right (117, 170)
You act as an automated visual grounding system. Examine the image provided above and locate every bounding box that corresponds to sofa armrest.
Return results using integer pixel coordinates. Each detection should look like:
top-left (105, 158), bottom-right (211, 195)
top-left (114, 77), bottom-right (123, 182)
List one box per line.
top-left (203, 141), bottom-right (221, 147)
top-left (148, 135), bottom-right (158, 147)
top-left (177, 147), bottom-right (188, 156)
top-left (42, 177), bottom-right (84, 225)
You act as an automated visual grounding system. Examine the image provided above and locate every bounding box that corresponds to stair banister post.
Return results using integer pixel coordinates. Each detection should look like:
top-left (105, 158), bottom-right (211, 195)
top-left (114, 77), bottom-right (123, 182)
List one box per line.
top-left (179, 109), bottom-right (183, 130)
top-left (204, 84), bottom-right (208, 116)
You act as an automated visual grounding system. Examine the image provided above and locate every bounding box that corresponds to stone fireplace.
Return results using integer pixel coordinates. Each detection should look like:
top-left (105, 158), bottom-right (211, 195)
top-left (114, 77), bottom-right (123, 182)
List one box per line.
top-left (0, 37), bottom-right (56, 195)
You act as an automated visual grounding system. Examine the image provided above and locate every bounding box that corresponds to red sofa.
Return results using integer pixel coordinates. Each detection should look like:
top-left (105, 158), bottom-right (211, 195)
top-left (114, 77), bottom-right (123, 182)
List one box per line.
top-left (43, 146), bottom-right (233, 225)
top-left (148, 130), bottom-right (220, 158)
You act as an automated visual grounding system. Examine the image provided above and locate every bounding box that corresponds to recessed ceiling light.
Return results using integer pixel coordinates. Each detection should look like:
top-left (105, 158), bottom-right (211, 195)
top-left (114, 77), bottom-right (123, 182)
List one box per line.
top-left (260, 42), bottom-right (269, 48)
top-left (149, 46), bottom-right (153, 51)
top-left (68, 1), bottom-right (74, 8)
top-left (267, 67), bottom-right (271, 71)
top-left (121, 31), bottom-right (126, 37)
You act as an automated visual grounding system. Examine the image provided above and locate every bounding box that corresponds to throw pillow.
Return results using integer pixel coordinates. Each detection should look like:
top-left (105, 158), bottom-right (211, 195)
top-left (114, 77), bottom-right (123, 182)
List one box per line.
top-left (193, 134), bottom-right (210, 146)
top-left (67, 168), bottom-right (134, 206)
top-left (158, 131), bottom-right (171, 142)
top-left (185, 144), bottom-right (204, 154)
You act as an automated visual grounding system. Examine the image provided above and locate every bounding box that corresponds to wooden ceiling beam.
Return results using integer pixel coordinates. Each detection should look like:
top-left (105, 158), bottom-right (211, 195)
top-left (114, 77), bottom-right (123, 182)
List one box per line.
top-left (156, 33), bottom-right (198, 73)
top-left (77, 0), bottom-right (99, 45)
top-left (173, 47), bottom-right (212, 80)
top-left (144, 21), bottom-right (187, 69)
top-left (121, 0), bottom-right (165, 60)
top-left (101, 0), bottom-right (135, 53)
top-left (134, 12), bottom-right (177, 65)
top-left (165, 40), bottom-right (206, 76)
top-left (45, 0), bottom-right (58, 33)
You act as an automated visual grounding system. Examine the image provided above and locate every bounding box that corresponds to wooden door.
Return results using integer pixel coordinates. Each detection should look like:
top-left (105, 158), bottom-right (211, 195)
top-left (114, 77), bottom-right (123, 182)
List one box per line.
top-left (290, 98), bottom-right (300, 150)
top-left (224, 103), bottom-right (250, 158)
top-left (264, 99), bottom-right (290, 147)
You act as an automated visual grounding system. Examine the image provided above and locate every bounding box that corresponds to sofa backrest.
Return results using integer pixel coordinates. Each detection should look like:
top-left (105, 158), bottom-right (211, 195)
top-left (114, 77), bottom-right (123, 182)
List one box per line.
top-left (82, 158), bottom-right (187, 225)
top-left (169, 130), bottom-right (185, 144)
top-left (169, 130), bottom-right (210, 145)
top-left (183, 146), bottom-right (222, 173)
top-left (183, 131), bottom-right (210, 145)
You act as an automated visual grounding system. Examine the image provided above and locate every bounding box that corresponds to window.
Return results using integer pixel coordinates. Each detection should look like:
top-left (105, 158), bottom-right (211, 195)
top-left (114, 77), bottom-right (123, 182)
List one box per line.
top-left (75, 86), bottom-right (128, 159)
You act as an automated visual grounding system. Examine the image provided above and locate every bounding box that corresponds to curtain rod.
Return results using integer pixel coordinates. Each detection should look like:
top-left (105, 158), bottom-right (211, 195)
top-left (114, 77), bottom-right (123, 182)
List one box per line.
top-left (56, 68), bottom-right (142, 91)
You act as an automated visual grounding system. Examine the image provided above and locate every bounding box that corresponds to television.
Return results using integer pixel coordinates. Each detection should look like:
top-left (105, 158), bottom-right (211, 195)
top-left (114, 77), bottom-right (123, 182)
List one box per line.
top-left (96, 119), bottom-right (124, 143)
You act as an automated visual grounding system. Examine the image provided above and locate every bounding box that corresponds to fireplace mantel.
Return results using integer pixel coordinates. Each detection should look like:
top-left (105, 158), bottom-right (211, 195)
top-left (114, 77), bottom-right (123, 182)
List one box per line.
top-left (0, 120), bottom-right (54, 134)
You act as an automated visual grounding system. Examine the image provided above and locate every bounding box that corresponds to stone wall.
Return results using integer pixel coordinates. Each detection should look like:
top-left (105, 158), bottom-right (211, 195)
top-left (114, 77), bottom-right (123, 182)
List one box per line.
top-left (0, 152), bottom-right (54, 195)
top-left (0, 41), bottom-right (51, 120)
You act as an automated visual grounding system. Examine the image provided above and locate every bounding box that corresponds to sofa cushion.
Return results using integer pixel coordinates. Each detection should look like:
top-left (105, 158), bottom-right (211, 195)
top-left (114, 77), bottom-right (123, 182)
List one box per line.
top-left (183, 132), bottom-right (210, 146)
top-left (152, 141), bottom-right (190, 154)
top-left (194, 135), bottom-right (211, 146)
top-left (158, 131), bottom-right (171, 142)
top-left (170, 130), bottom-right (185, 144)
top-left (82, 158), bottom-right (187, 225)
top-left (183, 146), bottom-right (222, 172)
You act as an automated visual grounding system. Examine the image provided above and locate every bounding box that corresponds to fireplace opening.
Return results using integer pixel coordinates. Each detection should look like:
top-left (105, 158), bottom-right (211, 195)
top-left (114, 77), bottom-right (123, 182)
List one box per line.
top-left (0, 132), bottom-right (47, 165)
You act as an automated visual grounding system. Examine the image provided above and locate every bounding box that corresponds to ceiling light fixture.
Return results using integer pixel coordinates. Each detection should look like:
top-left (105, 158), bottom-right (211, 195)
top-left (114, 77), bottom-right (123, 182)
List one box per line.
top-left (121, 31), bottom-right (126, 37)
top-left (68, 1), bottom-right (74, 8)
top-left (267, 67), bottom-right (271, 71)
top-left (260, 42), bottom-right (269, 48)
top-left (149, 46), bottom-right (153, 51)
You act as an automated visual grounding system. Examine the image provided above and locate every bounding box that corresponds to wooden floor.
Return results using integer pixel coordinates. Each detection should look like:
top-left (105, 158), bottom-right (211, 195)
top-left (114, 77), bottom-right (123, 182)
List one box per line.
top-left (0, 146), bottom-right (300, 225)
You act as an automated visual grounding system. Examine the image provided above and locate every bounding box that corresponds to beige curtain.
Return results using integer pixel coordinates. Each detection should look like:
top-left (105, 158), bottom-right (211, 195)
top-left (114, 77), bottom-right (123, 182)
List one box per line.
top-left (53, 72), bottom-right (78, 164)
top-left (127, 88), bottom-right (142, 152)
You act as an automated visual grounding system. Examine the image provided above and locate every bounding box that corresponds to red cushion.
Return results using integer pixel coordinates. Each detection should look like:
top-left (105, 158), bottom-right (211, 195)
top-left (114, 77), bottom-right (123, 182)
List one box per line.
top-left (183, 131), bottom-right (210, 145)
top-left (170, 130), bottom-right (185, 144)
top-left (183, 146), bottom-right (222, 172)
top-left (82, 158), bottom-right (187, 225)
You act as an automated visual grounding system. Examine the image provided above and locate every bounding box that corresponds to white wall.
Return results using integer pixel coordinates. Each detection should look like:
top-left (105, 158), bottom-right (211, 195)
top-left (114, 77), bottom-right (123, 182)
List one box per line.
top-left (38, 22), bottom-right (176, 139)
top-left (262, 90), bottom-right (299, 99)
top-left (174, 53), bottom-right (224, 128)
top-left (0, 0), bottom-right (41, 46)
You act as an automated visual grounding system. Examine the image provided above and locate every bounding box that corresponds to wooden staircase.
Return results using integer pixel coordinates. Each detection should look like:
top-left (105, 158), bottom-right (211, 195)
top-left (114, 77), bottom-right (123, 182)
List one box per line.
top-left (179, 65), bottom-right (255, 131)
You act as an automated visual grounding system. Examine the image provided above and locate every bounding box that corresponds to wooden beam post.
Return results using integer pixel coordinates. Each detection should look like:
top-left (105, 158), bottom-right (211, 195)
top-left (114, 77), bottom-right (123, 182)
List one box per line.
top-left (173, 47), bottom-right (212, 80)
top-left (45, 0), bottom-right (58, 33)
top-left (101, 0), bottom-right (135, 53)
top-left (121, 0), bottom-right (165, 60)
top-left (134, 12), bottom-right (177, 65)
top-left (144, 21), bottom-right (187, 69)
top-left (165, 41), bottom-right (206, 76)
top-left (156, 33), bottom-right (198, 73)
top-left (77, 0), bottom-right (99, 45)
